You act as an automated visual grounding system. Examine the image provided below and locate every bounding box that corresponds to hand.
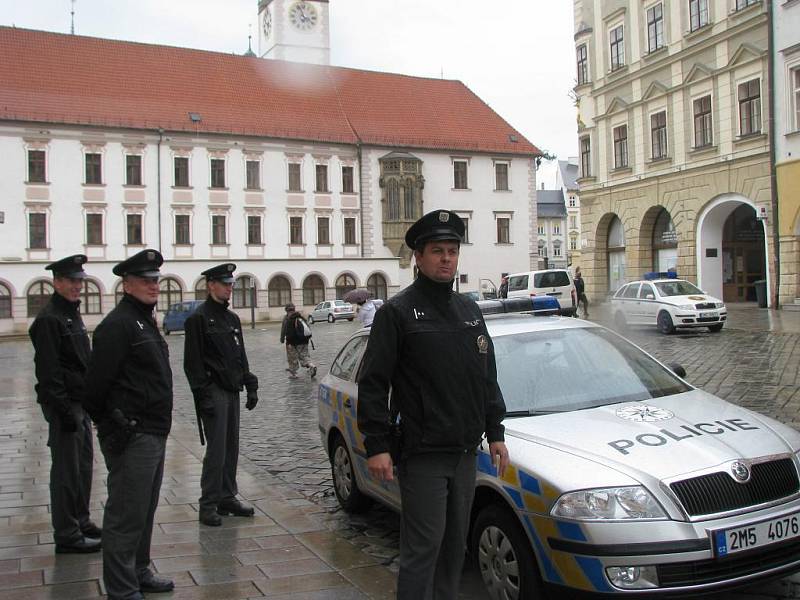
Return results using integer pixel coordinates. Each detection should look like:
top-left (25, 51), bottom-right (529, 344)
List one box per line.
top-left (193, 390), bottom-right (214, 418)
top-left (489, 441), bottom-right (510, 477)
top-left (59, 410), bottom-right (78, 433)
top-left (245, 390), bottom-right (259, 410)
top-left (367, 452), bottom-right (394, 482)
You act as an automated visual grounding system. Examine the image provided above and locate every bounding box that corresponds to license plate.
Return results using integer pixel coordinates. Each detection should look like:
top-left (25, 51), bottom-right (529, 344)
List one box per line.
top-left (699, 311), bottom-right (718, 318)
top-left (713, 511), bottom-right (800, 557)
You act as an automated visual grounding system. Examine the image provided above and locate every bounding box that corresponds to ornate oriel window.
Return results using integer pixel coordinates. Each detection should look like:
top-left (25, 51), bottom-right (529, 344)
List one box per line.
top-left (379, 152), bottom-right (424, 266)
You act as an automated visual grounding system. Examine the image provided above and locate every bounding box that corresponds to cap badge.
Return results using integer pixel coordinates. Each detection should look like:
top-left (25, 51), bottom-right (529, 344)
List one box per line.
top-left (147, 251), bottom-right (155, 260)
top-left (476, 334), bottom-right (489, 354)
top-left (439, 212), bottom-right (449, 223)
top-left (74, 256), bottom-right (81, 264)
top-left (227, 264), bottom-right (234, 272)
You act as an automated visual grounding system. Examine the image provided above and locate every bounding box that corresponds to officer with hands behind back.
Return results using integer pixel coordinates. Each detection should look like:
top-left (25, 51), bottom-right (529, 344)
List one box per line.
top-left (183, 263), bottom-right (259, 527)
top-left (29, 254), bottom-right (102, 554)
top-left (85, 249), bottom-right (174, 600)
top-left (358, 210), bottom-right (510, 600)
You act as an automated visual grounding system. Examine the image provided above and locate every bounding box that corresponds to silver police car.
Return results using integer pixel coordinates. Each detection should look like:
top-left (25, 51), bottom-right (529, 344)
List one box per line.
top-left (317, 299), bottom-right (800, 598)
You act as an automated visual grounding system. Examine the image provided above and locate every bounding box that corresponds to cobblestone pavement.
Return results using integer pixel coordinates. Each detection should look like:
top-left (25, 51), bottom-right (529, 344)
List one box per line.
top-left (2, 305), bottom-right (800, 598)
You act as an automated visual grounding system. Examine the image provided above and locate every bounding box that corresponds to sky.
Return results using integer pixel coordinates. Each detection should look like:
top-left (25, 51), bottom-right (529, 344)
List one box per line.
top-left (0, 0), bottom-right (578, 187)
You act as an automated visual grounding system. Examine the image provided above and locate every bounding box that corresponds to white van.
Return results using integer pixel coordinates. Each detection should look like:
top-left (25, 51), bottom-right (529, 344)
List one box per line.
top-left (506, 269), bottom-right (577, 316)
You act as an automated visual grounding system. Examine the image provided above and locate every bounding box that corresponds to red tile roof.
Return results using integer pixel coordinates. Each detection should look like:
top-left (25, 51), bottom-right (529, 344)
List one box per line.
top-left (0, 27), bottom-right (540, 156)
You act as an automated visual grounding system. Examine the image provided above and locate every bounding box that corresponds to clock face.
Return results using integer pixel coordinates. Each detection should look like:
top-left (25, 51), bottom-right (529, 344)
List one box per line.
top-left (289, 1), bottom-right (318, 31)
top-left (262, 8), bottom-right (272, 39)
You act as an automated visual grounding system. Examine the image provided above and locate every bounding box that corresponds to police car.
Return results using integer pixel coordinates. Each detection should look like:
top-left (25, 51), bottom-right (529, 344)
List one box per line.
top-left (611, 272), bottom-right (727, 334)
top-left (317, 298), bottom-right (800, 598)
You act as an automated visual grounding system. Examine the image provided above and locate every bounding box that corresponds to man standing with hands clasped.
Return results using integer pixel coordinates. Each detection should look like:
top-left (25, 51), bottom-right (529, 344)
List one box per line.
top-left (358, 210), bottom-right (509, 600)
top-left (184, 263), bottom-right (259, 527)
top-left (29, 254), bottom-right (102, 554)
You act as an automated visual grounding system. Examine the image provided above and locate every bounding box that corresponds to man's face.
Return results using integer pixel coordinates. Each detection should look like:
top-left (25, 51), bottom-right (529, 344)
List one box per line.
top-left (123, 275), bottom-right (160, 305)
top-left (53, 275), bottom-right (83, 302)
top-left (208, 280), bottom-right (233, 303)
top-left (414, 240), bottom-right (460, 283)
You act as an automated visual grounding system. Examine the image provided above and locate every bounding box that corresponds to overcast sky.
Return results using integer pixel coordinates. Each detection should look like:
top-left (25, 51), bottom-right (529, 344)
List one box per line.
top-left (1, 0), bottom-right (577, 187)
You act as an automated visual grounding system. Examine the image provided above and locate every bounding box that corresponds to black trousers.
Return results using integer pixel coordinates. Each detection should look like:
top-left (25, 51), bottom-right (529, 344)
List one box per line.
top-left (397, 450), bottom-right (477, 600)
top-left (101, 432), bottom-right (166, 600)
top-left (42, 400), bottom-right (93, 545)
top-left (199, 385), bottom-right (240, 513)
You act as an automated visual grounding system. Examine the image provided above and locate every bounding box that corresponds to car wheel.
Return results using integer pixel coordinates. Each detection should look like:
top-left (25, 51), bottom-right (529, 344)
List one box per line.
top-left (331, 434), bottom-right (371, 513)
top-left (613, 311), bottom-right (627, 331)
top-left (308, 315), bottom-right (314, 324)
top-left (708, 323), bottom-right (723, 333)
top-left (327, 313), bottom-right (335, 323)
top-left (347, 317), bottom-right (354, 321)
top-left (163, 326), bottom-right (170, 335)
top-left (472, 504), bottom-right (545, 600)
top-left (657, 310), bottom-right (675, 335)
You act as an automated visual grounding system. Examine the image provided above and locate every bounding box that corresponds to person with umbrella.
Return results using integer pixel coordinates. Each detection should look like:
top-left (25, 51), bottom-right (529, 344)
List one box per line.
top-left (344, 288), bottom-right (382, 327)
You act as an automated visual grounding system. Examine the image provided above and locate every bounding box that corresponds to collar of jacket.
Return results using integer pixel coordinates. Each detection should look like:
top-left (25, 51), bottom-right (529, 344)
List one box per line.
top-left (121, 293), bottom-right (158, 324)
top-left (205, 297), bottom-right (230, 312)
top-left (413, 272), bottom-right (454, 302)
top-left (52, 290), bottom-right (81, 315)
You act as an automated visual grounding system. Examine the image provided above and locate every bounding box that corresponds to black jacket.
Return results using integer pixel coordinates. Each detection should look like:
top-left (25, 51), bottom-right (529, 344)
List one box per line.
top-left (29, 292), bottom-right (91, 414)
top-left (574, 276), bottom-right (585, 296)
top-left (183, 298), bottom-right (258, 394)
top-left (280, 311), bottom-right (308, 346)
top-left (85, 294), bottom-right (173, 437)
top-left (357, 273), bottom-right (506, 458)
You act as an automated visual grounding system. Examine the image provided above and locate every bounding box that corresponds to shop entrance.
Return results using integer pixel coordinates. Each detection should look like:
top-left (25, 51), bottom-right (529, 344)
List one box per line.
top-left (721, 204), bottom-right (765, 302)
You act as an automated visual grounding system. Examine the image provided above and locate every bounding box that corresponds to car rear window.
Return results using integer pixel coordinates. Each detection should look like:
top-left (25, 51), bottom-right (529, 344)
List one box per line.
top-left (508, 275), bottom-right (528, 292)
top-left (534, 271), bottom-right (570, 288)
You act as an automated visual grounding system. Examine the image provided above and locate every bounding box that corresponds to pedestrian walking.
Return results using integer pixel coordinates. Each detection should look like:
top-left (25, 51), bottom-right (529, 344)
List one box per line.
top-left (279, 303), bottom-right (317, 379)
top-left (357, 210), bottom-right (509, 600)
top-left (84, 249), bottom-right (174, 600)
top-left (356, 297), bottom-right (380, 327)
top-left (574, 267), bottom-right (589, 318)
top-left (29, 254), bottom-right (102, 554)
top-left (183, 263), bottom-right (260, 527)
top-left (498, 274), bottom-right (509, 299)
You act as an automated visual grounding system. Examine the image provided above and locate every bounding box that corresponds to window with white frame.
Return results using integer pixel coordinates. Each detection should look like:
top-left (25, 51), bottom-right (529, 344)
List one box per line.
top-left (126, 155), bottom-right (142, 186)
top-left (28, 150), bottom-right (46, 183)
top-left (456, 214), bottom-right (471, 243)
top-left (289, 216), bottom-right (303, 244)
top-left (86, 213), bottom-right (103, 245)
top-left (246, 160), bottom-right (260, 190)
top-left (126, 214), bottom-right (143, 245)
top-left (317, 216), bottom-right (331, 245)
top-left (553, 223), bottom-right (561, 235)
top-left (554, 245), bottom-right (562, 258)
top-left (315, 164), bottom-right (329, 193)
top-left (538, 224), bottom-right (545, 235)
top-left (496, 215), bottom-right (511, 244)
top-left (793, 67), bottom-right (800, 131)
top-left (570, 216), bottom-right (577, 229)
top-left (85, 153), bottom-right (102, 184)
top-left (174, 214), bottom-right (190, 245)
top-left (689, 0), bottom-right (709, 32)
top-left (738, 78), bottom-right (761, 136)
top-left (693, 95), bottom-right (713, 147)
top-left (735, 0), bottom-right (758, 10)
top-left (247, 215), bottom-right (262, 245)
top-left (288, 163), bottom-right (302, 192)
top-left (174, 156), bottom-right (189, 187)
top-left (495, 162), bottom-right (509, 191)
top-left (576, 44), bottom-right (589, 85)
top-left (343, 217), bottom-right (357, 245)
top-left (29, 212), bottom-right (47, 249)
top-left (570, 238), bottom-right (578, 251)
top-left (610, 24), bottom-right (625, 71)
top-left (210, 158), bottom-right (226, 189)
top-left (342, 166), bottom-right (354, 193)
top-left (453, 160), bottom-right (468, 189)
top-left (646, 4), bottom-right (664, 53)
top-left (580, 136), bottom-right (591, 177)
top-left (613, 124), bottom-right (629, 168)
top-left (211, 215), bottom-right (227, 245)
top-left (569, 196), bottom-right (577, 208)
top-left (651, 111), bottom-right (668, 159)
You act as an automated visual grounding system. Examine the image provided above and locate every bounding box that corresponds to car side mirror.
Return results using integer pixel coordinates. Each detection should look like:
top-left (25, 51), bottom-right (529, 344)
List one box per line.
top-left (645, 294), bottom-right (655, 300)
top-left (669, 363), bottom-right (686, 378)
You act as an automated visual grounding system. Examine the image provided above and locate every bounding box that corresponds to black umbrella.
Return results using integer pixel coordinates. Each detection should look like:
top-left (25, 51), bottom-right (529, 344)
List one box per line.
top-left (343, 288), bottom-right (370, 304)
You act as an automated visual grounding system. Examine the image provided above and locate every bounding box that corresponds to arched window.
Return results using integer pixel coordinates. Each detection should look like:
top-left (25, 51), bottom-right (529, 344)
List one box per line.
top-left (80, 279), bottom-right (102, 314)
top-left (114, 280), bottom-right (125, 305)
top-left (268, 275), bottom-right (292, 307)
top-left (195, 279), bottom-right (208, 302)
top-left (303, 274), bottom-right (325, 306)
top-left (387, 179), bottom-right (400, 220)
top-left (403, 180), bottom-right (415, 220)
top-left (607, 216), bottom-right (626, 293)
top-left (652, 208), bottom-right (678, 272)
top-left (27, 280), bottom-right (53, 317)
top-left (367, 273), bottom-right (388, 301)
top-left (158, 277), bottom-right (183, 312)
top-left (335, 274), bottom-right (356, 299)
top-left (232, 275), bottom-right (254, 308)
top-left (0, 283), bottom-right (11, 318)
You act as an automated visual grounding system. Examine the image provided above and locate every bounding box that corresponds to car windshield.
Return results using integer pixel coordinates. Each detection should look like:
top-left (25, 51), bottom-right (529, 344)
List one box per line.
top-left (493, 327), bottom-right (691, 414)
top-left (334, 300), bottom-right (348, 306)
top-left (534, 271), bottom-right (570, 287)
top-left (654, 280), bottom-right (703, 296)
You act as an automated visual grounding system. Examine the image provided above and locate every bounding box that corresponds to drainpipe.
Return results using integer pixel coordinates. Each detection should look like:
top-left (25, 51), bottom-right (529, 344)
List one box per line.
top-left (157, 128), bottom-right (164, 252)
top-left (767, 3), bottom-right (780, 307)
top-left (357, 142), bottom-right (364, 258)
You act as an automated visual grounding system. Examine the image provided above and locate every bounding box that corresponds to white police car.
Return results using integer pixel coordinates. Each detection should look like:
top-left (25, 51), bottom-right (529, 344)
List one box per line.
top-left (611, 273), bottom-right (727, 334)
top-left (317, 298), bottom-right (800, 598)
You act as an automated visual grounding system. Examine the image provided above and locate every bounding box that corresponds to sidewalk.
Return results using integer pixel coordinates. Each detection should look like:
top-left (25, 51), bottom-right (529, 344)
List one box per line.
top-left (0, 396), bottom-right (397, 600)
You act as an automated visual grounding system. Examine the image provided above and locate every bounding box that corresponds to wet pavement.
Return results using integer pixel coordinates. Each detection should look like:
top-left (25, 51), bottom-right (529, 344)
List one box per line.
top-left (1, 304), bottom-right (800, 598)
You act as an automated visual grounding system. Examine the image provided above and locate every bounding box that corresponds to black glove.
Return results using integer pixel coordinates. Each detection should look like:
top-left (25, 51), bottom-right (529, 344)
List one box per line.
top-left (193, 389), bottom-right (214, 418)
top-left (102, 409), bottom-right (137, 455)
top-left (245, 390), bottom-right (259, 411)
top-left (59, 409), bottom-right (78, 433)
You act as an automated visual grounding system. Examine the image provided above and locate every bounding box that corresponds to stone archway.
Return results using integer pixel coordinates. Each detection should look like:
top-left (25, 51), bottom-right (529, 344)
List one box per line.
top-left (592, 212), bottom-right (624, 298)
top-left (638, 206), bottom-right (678, 274)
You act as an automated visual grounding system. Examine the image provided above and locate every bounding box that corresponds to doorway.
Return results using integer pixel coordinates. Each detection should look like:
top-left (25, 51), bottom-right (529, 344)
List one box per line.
top-left (721, 204), bottom-right (765, 302)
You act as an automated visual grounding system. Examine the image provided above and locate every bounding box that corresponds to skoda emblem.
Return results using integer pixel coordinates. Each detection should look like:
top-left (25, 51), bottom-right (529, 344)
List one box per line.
top-left (615, 404), bottom-right (674, 422)
top-left (730, 460), bottom-right (751, 483)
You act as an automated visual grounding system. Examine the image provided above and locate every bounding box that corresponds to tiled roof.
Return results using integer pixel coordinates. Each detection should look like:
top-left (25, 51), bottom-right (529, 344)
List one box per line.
top-left (0, 27), bottom-right (540, 156)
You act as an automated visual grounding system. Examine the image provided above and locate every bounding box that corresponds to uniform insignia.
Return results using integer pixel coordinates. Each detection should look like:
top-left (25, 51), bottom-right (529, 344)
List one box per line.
top-left (136, 320), bottom-right (144, 330)
top-left (147, 251), bottom-right (155, 260)
top-left (439, 212), bottom-right (449, 223)
top-left (477, 334), bottom-right (489, 354)
top-left (413, 308), bottom-right (425, 320)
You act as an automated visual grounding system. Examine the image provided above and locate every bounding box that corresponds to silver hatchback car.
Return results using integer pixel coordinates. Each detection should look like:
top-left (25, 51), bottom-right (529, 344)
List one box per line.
top-left (307, 299), bottom-right (355, 323)
top-left (317, 300), bottom-right (800, 599)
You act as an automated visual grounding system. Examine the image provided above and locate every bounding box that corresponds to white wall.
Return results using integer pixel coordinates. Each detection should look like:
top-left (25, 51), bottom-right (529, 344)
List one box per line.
top-left (774, 0), bottom-right (800, 162)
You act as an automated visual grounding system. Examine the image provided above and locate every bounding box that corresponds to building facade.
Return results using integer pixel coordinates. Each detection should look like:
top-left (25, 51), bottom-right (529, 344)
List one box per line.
top-left (0, 18), bottom-right (540, 334)
top-left (573, 0), bottom-right (773, 304)
top-left (556, 157), bottom-right (582, 266)
top-left (536, 189), bottom-right (569, 269)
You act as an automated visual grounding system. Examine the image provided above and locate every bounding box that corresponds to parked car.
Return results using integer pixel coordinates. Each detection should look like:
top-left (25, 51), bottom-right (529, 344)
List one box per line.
top-left (506, 269), bottom-right (577, 316)
top-left (308, 299), bottom-right (355, 323)
top-left (612, 274), bottom-right (727, 334)
top-left (162, 300), bottom-right (203, 334)
top-left (318, 300), bottom-right (800, 598)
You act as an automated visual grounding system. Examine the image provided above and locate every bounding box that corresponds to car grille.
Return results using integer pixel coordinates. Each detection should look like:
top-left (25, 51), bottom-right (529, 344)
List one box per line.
top-left (670, 458), bottom-right (799, 517)
top-left (695, 302), bottom-right (717, 310)
top-left (697, 317), bottom-right (721, 323)
top-left (657, 538), bottom-right (800, 587)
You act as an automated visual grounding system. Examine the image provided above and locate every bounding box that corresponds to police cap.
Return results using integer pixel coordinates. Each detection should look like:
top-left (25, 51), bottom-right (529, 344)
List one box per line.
top-left (45, 254), bottom-right (88, 279)
top-left (202, 263), bottom-right (236, 283)
top-left (112, 249), bottom-right (164, 278)
top-left (404, 210), bottom-right (464, 251)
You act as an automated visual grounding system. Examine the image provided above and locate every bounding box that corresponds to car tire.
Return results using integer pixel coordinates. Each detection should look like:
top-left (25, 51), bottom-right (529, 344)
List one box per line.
top-left (708, 323), bottom-right (723, 333)
top-left (613, 311), bottom-right (627, 331)
top-left (327, 314), bottom-right (335, 323)
top-left (163, 326), bottom-right (170, 335)
top-left (657, 310), bottom-right (675, 335)
top-left (330, 434), bottom-right (371, 513)
top-left (472, 503), bottom-right (545, 600)
top-left (347, 317), bottom-right (354, 321)
top-left (308, 315), bottom-right (314, 324)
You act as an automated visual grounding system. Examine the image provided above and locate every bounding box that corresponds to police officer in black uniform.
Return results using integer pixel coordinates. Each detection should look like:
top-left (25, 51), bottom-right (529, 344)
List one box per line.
top-left (85, 249), bottom-right (174, 600)
top-left (358, 210), bottom-right (510, 600)
top-left (29, 254), bottom-right (102, 554)
top-left (183, 263), bottom-right (259, 527)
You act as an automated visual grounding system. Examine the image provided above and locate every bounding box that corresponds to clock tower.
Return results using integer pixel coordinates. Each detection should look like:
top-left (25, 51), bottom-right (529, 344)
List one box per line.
top-left (258, 0), bottom-right (330, 65)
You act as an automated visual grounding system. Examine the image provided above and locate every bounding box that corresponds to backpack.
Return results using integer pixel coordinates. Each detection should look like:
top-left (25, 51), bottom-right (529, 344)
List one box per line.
top-left (295, 317), bottom-right (312, 341)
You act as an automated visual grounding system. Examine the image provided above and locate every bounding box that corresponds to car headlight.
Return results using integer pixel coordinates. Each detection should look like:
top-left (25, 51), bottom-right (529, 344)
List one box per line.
top-left (552, 486), bottom-right (667, 520)
top-left (678, 304), bottom-right (695, 311)
top-left (716, 302), bottom-right (725, 309)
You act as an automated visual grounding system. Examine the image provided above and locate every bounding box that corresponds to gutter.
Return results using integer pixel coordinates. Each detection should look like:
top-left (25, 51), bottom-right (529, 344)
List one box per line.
top-left (157, 128), bottom-right (164, 252)
top-left (767, 2), bottom-right (780, 307)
